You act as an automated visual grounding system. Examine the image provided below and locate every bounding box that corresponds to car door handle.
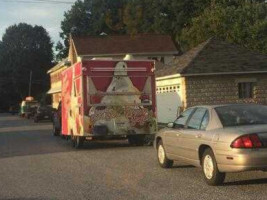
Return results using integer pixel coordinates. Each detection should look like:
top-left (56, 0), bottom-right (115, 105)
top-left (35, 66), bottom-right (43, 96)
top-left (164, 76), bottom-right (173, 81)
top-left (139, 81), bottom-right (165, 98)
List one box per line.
top-left (195, 134), bottom-right (202, 138)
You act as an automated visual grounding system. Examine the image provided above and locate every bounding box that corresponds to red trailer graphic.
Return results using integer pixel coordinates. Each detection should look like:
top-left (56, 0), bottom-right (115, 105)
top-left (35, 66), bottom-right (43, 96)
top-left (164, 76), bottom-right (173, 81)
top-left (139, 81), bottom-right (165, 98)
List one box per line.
top-left (61, 60), bottom-right (157, 148)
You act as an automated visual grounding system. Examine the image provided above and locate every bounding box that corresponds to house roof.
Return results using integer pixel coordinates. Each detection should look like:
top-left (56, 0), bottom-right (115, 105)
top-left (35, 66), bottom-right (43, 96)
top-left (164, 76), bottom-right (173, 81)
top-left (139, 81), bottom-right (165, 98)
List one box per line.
top-left (156, 38), bottom-right (267, 77)
top-left (47, 58), bottom-right (68, 74)
top-left (72, 34), bottom-right (178, 56)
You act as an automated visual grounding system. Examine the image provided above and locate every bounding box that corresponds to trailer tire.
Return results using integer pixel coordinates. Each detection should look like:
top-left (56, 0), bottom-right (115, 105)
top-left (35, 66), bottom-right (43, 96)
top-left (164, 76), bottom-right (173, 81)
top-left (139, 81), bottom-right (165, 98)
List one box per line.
top-left (53, 124), bottom-right (60, 136)
top-left (72, 136), bottom-right (85, 149)
top-left (34, 117), bottom-right (39, 123)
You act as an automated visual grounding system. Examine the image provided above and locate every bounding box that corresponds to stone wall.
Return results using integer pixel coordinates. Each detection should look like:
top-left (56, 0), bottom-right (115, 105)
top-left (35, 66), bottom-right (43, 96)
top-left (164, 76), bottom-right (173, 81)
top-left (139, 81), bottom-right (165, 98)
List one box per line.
top-left (184, 74), bottom-right (267, 108)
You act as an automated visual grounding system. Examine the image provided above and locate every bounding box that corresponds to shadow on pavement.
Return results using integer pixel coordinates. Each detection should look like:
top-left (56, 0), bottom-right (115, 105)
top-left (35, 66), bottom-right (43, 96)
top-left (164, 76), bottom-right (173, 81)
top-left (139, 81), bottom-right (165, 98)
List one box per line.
top-left (0, 129), bottom-right (73, 159)
top-left (0, 116), bottom-right (52, 129)
top-left (172, 165), bottom-right (195, 169)
top-left (0, 113), bottom-right (151, 159)
top-left (0, 128), bottom-right (150, 159)
top-left (0, 198), bottom-right (50, 200)
top-left (79, 139), bottom-right (151, 151)
top-left (223, 178), bottom-right (267, 186)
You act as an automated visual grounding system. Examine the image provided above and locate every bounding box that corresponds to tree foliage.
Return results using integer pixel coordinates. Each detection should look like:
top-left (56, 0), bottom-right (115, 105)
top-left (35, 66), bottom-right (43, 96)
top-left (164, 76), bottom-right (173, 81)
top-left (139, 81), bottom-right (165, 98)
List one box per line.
top-left (181, 0), bottom-right (267, 53)
top-left (0, 23), bottom-right (53, 110)
top-left (57, 0), bottom-right (267, 57)
top-left (58, 0), bottom-right (211, 59)
top-left (59, 0), bottom-right (127, 59)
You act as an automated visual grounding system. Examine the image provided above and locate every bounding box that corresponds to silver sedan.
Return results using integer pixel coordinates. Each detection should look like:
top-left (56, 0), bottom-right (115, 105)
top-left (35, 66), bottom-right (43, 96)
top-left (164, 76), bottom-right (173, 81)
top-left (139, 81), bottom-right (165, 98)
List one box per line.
top-left (154, 104), bottom-right (267, 185)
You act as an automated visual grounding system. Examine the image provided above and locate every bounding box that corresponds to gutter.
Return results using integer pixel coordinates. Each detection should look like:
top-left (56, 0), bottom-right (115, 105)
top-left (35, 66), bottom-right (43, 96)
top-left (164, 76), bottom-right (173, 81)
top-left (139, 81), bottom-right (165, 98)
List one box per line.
top-left (181, 71), bottom-right (267, 77)
top-left (156, 74), bottom-right (181, 80)
top-left (79, 51), bottom-right (179, 58)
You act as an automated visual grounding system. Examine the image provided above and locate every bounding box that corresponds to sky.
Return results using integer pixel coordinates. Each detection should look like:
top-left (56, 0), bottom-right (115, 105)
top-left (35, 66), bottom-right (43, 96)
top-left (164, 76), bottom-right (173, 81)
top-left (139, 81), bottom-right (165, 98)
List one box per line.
top-left (0, 0), bottom-right (75, 44)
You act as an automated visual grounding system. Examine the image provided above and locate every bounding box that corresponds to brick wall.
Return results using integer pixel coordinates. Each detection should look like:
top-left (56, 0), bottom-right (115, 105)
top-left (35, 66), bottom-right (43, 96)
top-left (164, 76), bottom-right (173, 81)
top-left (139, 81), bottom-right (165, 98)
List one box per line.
top-left (184, 74), bottom-right (267, 108)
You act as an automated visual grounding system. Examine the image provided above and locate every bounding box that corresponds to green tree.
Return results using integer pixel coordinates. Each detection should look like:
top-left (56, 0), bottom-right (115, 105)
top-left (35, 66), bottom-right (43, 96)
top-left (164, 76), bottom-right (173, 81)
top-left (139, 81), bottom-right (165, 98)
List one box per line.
top-left (123, 0), bottom-right (211, 46)
top-left (181, 0), bottom-right (267, 53)
top-left (58, 0), bottom-right (211, 58)
top-left (55, 41), bottom-right (67, 61)
top-left (58, 0), bottom-right (127, 59)
top-left (0, 23), bottom-right (53, 110)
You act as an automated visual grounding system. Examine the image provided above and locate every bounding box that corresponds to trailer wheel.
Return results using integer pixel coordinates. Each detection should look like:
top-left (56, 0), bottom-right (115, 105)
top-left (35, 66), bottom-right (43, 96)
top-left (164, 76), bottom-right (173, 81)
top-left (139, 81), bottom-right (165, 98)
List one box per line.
top-left (72, 136), bottom-right (85, 149)
top-left (34, 117), bottom-right (39, 123)
top-left (53, 124), bottom-right (60, 136)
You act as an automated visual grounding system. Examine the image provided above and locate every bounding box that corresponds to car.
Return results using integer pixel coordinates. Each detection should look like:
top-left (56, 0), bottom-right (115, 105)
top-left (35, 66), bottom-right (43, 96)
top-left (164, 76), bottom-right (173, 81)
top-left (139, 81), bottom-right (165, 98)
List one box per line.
top-left (9, 105), bottom-right (19, 115)
top-left (154, 104), bottom-right (267, 186)
top-left (24, 101), bottom-right (39, 119)
top-left (33, 105), bottom-right (53, 123)
top-left (52, 102), bottom-right (61, 136)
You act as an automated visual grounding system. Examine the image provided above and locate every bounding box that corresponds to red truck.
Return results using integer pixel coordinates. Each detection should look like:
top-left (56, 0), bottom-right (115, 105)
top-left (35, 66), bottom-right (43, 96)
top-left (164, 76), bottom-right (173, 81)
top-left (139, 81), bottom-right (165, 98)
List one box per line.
top-left (61, 60), bottom-right (157, 148)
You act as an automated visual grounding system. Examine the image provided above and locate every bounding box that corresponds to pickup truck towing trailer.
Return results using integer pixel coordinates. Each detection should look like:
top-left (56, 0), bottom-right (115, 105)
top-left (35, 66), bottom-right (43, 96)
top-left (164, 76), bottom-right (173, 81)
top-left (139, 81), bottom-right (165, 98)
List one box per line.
top-left (61, 60), bottom-right (157, 148)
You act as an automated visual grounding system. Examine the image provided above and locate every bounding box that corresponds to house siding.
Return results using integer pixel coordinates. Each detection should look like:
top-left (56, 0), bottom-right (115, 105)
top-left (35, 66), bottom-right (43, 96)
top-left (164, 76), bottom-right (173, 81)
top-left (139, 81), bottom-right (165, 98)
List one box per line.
top-left (49, 66), bottom-right (67, 108)
top-left (184, 74), bottom-right (267, 108)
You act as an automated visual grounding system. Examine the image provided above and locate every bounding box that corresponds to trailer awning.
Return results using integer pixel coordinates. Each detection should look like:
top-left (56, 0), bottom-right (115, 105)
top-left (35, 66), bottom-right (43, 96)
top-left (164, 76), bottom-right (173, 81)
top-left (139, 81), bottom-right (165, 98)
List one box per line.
top-left (47, 87), bottom-right (61, 94)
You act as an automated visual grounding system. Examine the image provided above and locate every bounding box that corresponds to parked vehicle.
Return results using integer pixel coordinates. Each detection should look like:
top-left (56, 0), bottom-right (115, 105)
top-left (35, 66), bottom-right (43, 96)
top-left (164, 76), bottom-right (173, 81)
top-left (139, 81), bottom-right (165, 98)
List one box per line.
top-left (33, 105), bottom-right (53, 123)
top-left (52, 102), bottom-right (61, 136)
top-left (25, 104), bottom-right (39, 119)
top-left (20, 99), bottom-right (39, 118)
top-left (60, 60), bottom-right (157, 148)
top-left (9, 105), bottom-right (19, 115)
top-left (154, 104), bottom-right (267, 186)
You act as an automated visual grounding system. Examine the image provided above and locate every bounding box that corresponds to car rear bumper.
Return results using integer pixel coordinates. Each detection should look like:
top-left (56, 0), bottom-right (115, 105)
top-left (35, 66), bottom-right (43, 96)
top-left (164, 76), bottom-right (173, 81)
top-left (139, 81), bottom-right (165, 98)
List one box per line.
top-left (216, 149), bottom-right (267, 172)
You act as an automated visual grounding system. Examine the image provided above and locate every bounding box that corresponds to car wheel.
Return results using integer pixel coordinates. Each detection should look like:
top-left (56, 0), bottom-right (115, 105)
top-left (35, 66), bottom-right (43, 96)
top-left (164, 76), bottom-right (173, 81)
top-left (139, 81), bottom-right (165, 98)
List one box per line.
top-left (157, 140), bottom-right (173, 168)
top-left (202, 148), bottom-right (225, 186)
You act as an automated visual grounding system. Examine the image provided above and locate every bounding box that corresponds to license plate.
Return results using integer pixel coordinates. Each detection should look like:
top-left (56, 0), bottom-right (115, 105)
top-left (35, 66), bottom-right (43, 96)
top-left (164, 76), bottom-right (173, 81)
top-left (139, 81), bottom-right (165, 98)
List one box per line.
top-left (117, 123), bottom-right (125, 127)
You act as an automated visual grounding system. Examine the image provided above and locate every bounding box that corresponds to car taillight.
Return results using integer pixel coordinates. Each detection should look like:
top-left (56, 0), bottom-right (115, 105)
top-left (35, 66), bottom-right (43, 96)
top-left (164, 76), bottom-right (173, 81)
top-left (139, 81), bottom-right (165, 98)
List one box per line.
top-left (231, 134), bottom-right (262, 148)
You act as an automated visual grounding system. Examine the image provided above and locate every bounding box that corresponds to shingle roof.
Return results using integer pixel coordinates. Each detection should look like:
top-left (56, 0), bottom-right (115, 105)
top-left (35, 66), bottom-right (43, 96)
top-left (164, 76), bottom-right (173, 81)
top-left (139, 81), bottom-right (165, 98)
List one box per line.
top-left (72, 34), bottom-right (178, 56)
top-left (156, 38), bottom-right (267, 77)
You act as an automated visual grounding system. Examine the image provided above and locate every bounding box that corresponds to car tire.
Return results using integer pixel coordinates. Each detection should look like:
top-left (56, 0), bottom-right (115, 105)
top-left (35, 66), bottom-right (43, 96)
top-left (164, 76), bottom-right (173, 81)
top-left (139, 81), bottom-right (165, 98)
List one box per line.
top-left (202, 148), bottom-right (226, 186)
top-left (157, 140), bottom-right (173, 168)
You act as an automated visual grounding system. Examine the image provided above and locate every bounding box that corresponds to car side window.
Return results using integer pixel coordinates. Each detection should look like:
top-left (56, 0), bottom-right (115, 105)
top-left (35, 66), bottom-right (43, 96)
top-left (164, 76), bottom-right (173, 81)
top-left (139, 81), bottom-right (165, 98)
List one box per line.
top-left (187, 108), bottom-right (207, 130)
top-left (174, 108), bottom-right (195, 129)
top-left (200, 111), bottom-right (209, 130)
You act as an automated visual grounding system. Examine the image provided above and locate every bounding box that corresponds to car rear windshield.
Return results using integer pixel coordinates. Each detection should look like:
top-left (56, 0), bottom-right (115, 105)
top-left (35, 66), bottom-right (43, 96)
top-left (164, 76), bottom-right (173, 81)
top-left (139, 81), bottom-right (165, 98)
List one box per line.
top-left (215, 105), bottom-right (267, 127)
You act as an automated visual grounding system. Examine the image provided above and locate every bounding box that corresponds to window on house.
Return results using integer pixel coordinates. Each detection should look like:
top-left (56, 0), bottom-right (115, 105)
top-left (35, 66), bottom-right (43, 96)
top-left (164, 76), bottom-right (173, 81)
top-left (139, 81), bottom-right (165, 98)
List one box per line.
top-left (238, 82), bottom-right (255, 99)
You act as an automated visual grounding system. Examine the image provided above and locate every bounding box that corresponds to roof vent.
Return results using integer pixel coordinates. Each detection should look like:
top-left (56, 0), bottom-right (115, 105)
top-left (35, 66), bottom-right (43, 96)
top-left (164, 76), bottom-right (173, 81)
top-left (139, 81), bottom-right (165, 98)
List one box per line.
top-left (123, 54), bottom-right (134, 60)
top-left (100, 32), bottom-right (107, 36)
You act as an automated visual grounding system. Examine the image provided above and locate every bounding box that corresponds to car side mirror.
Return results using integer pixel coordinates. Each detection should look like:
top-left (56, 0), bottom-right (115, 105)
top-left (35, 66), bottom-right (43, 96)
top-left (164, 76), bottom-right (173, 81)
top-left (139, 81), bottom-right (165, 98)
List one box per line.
top-left (167, 122), bottom-right (174, 128)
